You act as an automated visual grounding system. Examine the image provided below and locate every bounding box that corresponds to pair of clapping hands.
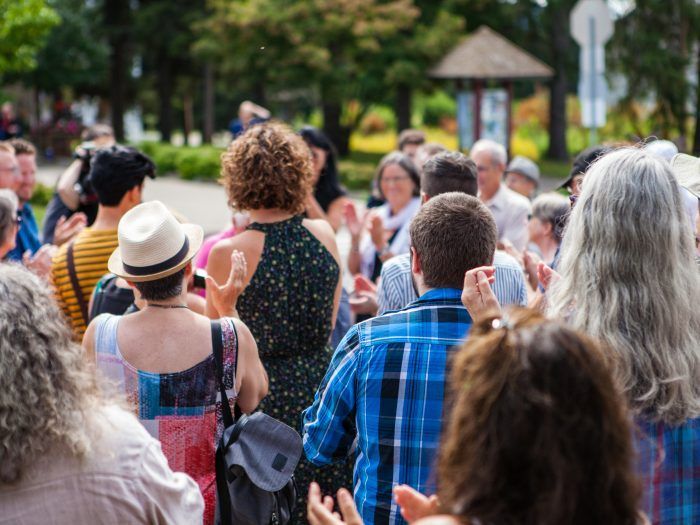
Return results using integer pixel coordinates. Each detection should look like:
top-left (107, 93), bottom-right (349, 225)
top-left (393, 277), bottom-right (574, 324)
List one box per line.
top-left (344, 202), bottom-right (387, 253)
top-left (307, 483), bottom-right (455, 525)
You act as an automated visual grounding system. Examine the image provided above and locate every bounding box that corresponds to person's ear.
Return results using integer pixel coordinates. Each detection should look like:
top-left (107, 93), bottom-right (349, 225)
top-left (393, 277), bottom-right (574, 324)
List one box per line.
top-left (543, 221), bottom-right (553, 237)
top-left (410, 246), bottom-right (422, 275)
top-left (420, 191), bottom-right (430, 204)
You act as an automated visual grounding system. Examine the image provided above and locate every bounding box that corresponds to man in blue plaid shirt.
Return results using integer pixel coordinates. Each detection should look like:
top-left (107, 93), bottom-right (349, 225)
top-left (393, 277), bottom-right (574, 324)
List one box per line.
top-left (302, 192), bottom-right (498, 525)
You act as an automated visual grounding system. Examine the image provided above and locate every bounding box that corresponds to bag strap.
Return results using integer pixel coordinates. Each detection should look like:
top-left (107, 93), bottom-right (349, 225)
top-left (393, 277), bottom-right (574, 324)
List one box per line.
top-left (210, 319), bottom-right (242, 428)
top-left (66, 241), bottom-right (89, 326)
top-left (211, 319), bottom-right (240, 525)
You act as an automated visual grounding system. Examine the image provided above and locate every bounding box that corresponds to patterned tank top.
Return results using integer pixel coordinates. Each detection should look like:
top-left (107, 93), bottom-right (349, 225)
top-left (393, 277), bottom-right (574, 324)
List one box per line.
top-left (92, 313), bottom-right (238, 525)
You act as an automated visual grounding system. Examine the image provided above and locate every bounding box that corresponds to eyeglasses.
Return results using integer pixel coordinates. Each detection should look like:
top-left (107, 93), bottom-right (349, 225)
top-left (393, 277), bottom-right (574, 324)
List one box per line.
top-left (569, 194), bottom-right (579, 207)
top-left (0, 166), bottom-right (19, 176)
top-left (14, 215), bottom-right (22, 226)
top-left (381, 175), bottom-right (411, 184)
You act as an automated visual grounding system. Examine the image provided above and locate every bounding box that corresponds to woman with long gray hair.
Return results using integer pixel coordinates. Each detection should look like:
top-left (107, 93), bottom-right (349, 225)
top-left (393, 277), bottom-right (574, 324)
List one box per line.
top-left (546, 147), bottom-right (700, 524)
top-left (0, 265), bottom-right (203, 524)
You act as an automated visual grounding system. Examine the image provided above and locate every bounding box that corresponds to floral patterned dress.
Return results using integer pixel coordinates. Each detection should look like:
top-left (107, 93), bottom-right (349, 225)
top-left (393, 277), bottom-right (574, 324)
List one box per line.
top-left (237, 215), bottom-right (353, 522)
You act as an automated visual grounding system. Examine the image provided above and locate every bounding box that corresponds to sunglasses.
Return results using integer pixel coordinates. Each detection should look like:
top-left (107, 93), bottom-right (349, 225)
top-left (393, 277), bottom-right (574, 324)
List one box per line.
top-left (569, 194), bottom-right (578, 207)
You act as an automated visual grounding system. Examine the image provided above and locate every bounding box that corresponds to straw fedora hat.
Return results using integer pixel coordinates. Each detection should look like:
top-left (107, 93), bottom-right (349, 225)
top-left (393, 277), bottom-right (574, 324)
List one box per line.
top-left (108, 200), bottom-right (203, 283)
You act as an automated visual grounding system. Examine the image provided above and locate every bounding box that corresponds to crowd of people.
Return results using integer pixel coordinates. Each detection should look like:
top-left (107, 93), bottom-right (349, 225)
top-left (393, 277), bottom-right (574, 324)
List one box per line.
top-left (0, 117), bottom-right (698, 525)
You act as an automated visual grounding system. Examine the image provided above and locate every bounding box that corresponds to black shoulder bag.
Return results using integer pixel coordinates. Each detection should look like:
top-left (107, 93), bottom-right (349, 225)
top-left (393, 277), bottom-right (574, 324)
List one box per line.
top-left (210, 320), bottom-right (301, 525)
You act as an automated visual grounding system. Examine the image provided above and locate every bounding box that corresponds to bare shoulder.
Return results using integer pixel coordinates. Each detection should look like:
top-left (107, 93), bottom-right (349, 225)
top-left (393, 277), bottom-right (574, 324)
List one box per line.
top-left (302, 217), bottom-right (336, 241)
top-left (208, 231), bottom-right (263, 267)
top-left (302, 217), bottom-right (340, 264)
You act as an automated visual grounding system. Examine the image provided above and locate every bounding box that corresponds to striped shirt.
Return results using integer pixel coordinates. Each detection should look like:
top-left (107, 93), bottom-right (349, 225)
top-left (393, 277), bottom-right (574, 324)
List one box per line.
top-left (302, 288), bottom-right (472, 525)
top-left (51, 228), bottom-right (118, 340)
top-left (377, 250), bottom-right (527, 315)
top-left (635, 416), bottom-right (700, 524)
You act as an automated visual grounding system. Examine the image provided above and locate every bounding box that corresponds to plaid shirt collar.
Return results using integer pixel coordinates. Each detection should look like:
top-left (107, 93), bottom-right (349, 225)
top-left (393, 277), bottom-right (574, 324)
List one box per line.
top-left (407, 288), bottom-right (463, 307)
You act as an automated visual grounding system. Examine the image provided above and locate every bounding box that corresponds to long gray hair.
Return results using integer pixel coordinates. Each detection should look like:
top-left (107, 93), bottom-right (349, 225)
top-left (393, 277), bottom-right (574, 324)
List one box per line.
top-left (0, 265), bottom-right (103, 484)
top-left (547, 147), bottom-right (700, 424)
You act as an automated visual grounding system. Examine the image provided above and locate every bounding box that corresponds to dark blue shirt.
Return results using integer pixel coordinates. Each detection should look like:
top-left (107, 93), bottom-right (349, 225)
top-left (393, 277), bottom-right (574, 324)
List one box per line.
top-left (6, 203), bottom-right (41, 261)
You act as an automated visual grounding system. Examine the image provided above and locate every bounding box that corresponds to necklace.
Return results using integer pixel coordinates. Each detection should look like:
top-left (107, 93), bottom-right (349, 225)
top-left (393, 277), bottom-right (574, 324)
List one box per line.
top-left (147, 303), bottom-right (189, 309)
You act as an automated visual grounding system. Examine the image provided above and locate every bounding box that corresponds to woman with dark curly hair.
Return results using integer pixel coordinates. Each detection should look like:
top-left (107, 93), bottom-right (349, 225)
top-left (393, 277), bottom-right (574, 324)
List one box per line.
top-left (309, 309), bottom-right (644, 525)
top-left (206, 122), bottom-right (351, 521)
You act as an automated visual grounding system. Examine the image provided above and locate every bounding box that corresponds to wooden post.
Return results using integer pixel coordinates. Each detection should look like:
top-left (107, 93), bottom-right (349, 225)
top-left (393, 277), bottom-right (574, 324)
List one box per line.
top-left (473, 79), bottom-right (483, 142)
top-left (505, 80), bottom-right (513, 157)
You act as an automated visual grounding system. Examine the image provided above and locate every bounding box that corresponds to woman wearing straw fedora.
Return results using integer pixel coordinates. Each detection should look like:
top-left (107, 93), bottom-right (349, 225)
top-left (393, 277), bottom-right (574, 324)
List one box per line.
top-left (82, 200), bottom-right (268, 525)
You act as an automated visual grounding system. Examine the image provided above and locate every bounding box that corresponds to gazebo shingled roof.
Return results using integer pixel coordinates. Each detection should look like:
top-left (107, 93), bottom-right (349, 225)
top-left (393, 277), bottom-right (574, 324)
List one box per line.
top-left (430, 25), bottom-right (554, 80)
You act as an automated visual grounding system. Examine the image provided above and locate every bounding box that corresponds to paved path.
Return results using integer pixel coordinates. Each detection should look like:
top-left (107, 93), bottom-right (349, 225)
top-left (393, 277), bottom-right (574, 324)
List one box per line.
top-left (37, 162), bottom-right (233, 234)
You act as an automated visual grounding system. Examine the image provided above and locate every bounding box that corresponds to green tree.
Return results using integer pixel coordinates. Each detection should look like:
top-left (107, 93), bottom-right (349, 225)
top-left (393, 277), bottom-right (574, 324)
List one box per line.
top-left (22, 0), bottom-right (108, 95)
top-left (200, 0), bottom-right (419, 153)
top-left (609, 0), bottom-right (700, 149)
top-left (0, 0), bottom-right (59, 75)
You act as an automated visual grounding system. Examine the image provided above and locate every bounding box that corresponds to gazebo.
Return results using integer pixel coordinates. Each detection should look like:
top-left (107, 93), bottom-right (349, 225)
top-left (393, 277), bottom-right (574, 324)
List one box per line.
top-left (430, 25), bottom-right (554, 151)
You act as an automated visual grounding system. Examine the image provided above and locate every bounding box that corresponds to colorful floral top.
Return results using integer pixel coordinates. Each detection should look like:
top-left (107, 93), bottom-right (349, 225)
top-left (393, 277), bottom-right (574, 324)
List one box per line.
top-left (93, 313), bottom-right (238, 525)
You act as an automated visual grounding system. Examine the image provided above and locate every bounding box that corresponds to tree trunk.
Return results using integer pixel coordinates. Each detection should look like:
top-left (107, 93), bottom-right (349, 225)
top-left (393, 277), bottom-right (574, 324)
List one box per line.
top-left (693, 44), bottom-right (700, 155)
top-left (104, 0), bottom-right (129, 142)
top-left (157, 57), bottom-right (174, 143)
top-left (395, 84), bottom-right (412, 132)
top-left (183, 91), bottom-right (194, 146)
top-left (203, 63), bottom-right (214, 143)
top-left (321, 81), bottom-right (350, 156)
top-left (546, 4), bottom-right (569, 160)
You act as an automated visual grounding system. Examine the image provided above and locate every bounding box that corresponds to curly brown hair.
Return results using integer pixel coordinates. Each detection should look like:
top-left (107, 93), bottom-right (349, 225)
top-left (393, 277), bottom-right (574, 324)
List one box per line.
top-left (221, 122), bottom-right (313, 213)
top-left (438, 308), bottom-right (640, 525)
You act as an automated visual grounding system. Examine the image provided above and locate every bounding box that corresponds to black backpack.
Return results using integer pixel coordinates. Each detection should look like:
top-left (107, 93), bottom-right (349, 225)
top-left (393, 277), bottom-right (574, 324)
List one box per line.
top-left (210, 320), bottom-right (301, 525)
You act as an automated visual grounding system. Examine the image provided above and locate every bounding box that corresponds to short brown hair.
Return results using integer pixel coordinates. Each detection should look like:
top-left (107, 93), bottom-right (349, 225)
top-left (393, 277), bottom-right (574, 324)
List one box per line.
top-left (397, 128), bottom-right (425, 150)
top-left (421, 151), bottom-right (478, 198)
top-left (439, 309), bottom-right (640, 525)
top-left (8, 138), bottom-right (35, 156)
top-left (0, 142), bottom-right (15, 155)
top-left (221, 122), bottom-right (312, 213)
top-left (410, 192), bottom-right (496, 289)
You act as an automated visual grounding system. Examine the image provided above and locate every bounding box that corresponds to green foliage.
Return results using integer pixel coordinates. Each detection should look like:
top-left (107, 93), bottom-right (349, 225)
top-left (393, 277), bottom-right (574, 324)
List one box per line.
top-left (29, 181), bottom-right (53, 207)
top-left (139, 142), bottom-right (223, 180)
top-left (0, 0), bottom-right (59, 75)
top-left (21, 0), bottom-right (108, 92)
top-left (418, 91), bottom-right (457, 127)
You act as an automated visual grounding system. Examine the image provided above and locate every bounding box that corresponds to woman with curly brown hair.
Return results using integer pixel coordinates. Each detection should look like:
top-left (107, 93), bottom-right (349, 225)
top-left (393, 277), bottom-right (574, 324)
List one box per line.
top-left (309, 308), bottom-right (644, 525)
top-left (206, 122), bottom-right (350, 521)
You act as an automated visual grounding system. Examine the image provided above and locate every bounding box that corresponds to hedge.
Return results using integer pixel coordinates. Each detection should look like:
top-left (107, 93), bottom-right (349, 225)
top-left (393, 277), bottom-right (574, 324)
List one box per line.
top-left (138, 142), bottom-right (223, 181)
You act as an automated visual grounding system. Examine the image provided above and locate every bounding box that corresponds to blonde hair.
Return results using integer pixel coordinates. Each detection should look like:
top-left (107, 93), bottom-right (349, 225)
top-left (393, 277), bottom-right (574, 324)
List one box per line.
top-left (0, 265), bottom-right (103, 483)
top-left (548, 147), bottom-right (700, 424)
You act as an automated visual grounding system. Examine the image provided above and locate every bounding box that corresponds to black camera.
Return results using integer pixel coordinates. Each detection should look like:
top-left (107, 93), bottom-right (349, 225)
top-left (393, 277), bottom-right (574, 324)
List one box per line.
top-left (73, 142), bottom-right (99, 206)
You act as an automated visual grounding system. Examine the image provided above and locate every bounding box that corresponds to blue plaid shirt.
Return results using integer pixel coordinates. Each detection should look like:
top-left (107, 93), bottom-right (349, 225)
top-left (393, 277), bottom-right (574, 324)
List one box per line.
top-left (302, 288), bottom-right (472, 525)
top-left (635, 416), bottom-right (700, 524)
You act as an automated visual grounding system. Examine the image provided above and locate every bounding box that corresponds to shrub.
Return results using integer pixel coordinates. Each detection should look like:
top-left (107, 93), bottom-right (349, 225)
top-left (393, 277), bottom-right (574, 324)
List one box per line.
top-left (421, 91), bottom-right (456, 127)
top-left (175, 146), bottom-right (222, 181)
top-left (30, 182), bottom-right (53, 207)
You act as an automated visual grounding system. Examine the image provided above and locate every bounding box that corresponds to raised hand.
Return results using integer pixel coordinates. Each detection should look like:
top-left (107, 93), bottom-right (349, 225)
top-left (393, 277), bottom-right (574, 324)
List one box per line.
top-left (461, 266), bottom-right (500, 320)
top-left (536, 262), bottom-right (561, 291)
top-left (205, 250), bottom-right (248, 318)
top-left (393, 485), bottom-right (439, 524)
top-left (53, 212), bottom-right (87, 247)
top-left (343, 201), bottom-right (365, 239)
top-left (368, 213), bottom-right (385, 251)
top-left (23, 244), bottom-right (57, 280)
top-left (307, 483), bottom-right (362, 525)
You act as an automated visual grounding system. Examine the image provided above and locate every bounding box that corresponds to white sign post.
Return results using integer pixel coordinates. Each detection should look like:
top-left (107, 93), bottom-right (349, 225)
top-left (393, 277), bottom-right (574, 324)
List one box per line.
top-left (571, 0), bottom-right (614, 145)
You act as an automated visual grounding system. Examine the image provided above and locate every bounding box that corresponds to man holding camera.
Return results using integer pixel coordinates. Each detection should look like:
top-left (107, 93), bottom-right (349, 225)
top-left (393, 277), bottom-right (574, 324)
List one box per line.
top-left (51, 145), bottom-right (156, 340)
top-left (42, 124), bottom-right (115, 244)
